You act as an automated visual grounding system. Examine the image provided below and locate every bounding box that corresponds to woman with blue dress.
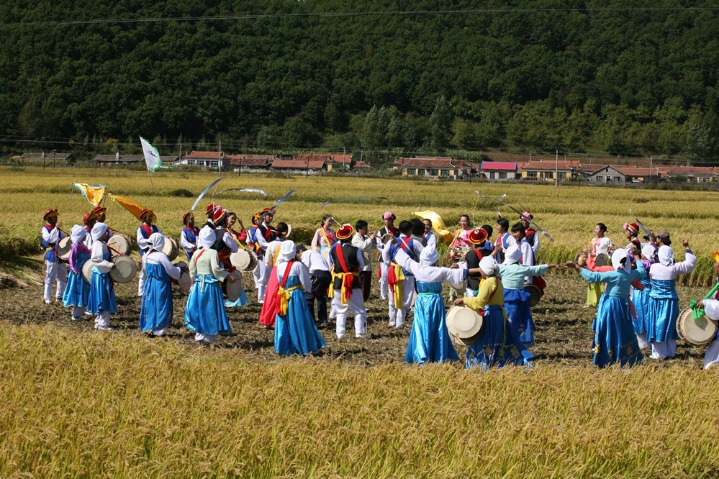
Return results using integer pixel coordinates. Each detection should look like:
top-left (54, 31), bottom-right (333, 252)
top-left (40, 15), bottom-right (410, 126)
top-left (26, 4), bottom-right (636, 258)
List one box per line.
top-left (274, 241), bottom-right (326, 356)
top-left (571, 249), bottom-right (646, 367)
top-left (391, 245), bottom-right (467, 364)
top-left (647, 239), bottom-right (696, 359)
top-left (497, 245), bottom-right (555, 345)
top-left (455, 257), bottom-right (535, 370)
top-left (140, 233), bottom-right (183, 336)
top-left (631, 243), bottom-right (657, 349)
top-left (63, 225), bottom-right (92, 321)
top-left (184, 228), bottom-right (237, 343)
top-left (87, 223), bottom-right (116, 331)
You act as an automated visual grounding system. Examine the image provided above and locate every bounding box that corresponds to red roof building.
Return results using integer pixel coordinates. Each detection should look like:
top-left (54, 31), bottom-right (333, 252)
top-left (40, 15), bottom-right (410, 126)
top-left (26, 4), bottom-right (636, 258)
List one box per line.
top-left (480, 161), bottom-right (519, 180)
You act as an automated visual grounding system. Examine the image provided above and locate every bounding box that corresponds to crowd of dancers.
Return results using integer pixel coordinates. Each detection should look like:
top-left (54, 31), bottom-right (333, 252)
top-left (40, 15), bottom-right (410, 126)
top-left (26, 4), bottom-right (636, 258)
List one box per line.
top-left (38, 203), bottom-right (719, 370)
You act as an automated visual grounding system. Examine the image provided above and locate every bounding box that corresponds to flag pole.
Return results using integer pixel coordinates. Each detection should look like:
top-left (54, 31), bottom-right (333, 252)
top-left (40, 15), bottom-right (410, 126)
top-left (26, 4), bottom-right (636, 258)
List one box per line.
top-left (146, 168), bottom-right (154, 188)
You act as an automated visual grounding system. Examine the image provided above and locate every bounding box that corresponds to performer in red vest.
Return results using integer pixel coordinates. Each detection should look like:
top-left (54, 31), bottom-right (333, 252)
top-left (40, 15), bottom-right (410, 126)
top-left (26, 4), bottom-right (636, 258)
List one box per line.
top-left (329, 224), bottom-right (367, 339)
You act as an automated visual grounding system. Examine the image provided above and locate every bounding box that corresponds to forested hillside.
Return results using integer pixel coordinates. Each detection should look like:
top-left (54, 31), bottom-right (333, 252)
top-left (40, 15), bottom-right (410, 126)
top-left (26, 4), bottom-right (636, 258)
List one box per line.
top-left (1, 1), bottom-right (719, 162)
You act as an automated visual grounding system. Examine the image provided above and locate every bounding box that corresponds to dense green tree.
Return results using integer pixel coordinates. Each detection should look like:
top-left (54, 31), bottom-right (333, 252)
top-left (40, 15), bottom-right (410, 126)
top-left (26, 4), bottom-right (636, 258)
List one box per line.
top-left (2, 0), bottom-right (719, 160)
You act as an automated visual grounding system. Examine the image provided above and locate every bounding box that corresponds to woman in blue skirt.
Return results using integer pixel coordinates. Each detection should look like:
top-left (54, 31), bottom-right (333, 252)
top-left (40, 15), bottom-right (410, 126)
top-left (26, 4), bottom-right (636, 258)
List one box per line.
top-left (63, 225), bottom-right (92, 320)
top-left (140, 233), bottom-right (183, 336)
top-left (455, 257), bottom-right (535, 370)
top-left (87, 223), bottom-right (116, 331)
top-left (390, 244), bottom-right (468, 364)
top-left (571, 249), bottom-right (646, 367)
top-left (184, 228), bottom-right (237, 343)
top-left (646, 237), bottom-right (696, 359)
top-left (631, 243), bottom-right (657, 349)
top-left (274, 241), bottom-right (326, 356)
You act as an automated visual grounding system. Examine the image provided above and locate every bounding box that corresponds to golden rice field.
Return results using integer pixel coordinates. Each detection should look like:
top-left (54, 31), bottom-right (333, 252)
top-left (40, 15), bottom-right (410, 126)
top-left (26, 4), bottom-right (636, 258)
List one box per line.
top-left (1, 166), bottom-right (717, 283)
top-left (1, 325), bottom-right (719, 478)
top-left (3, 166), bottom-right (719, 478)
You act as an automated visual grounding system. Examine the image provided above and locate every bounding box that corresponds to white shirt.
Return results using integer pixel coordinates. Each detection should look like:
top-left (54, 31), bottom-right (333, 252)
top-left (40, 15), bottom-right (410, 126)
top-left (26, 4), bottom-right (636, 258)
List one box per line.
top-left (142, 251), bottom-right (182, 280)
top-left (351, 233), bottom-right (374, 272)
top-left (276, 259), bottom-right (311, 291)
top-left (265, 240), bottom-right (285, 267)
top-left (91, 241), bottom-right (114, 274)
top-left (393, 249), bottom-right (465, 283)
top-left (301, 250), bottom-right (330, 272)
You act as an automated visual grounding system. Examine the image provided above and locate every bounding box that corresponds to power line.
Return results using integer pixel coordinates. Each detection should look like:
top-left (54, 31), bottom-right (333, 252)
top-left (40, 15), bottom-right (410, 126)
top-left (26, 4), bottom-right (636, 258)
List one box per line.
top-left (2, 7), bottom-right (719, 29)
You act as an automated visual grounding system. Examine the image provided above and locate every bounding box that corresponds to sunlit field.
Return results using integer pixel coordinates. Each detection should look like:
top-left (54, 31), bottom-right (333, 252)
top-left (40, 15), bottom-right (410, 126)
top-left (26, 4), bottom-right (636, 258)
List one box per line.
top-left (2, 166), bottom-right (719, 478)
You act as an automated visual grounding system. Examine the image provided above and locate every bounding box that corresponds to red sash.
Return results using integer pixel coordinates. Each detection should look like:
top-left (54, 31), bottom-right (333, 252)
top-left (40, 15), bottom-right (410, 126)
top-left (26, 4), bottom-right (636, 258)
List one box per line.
top-left (280, 260), bottom-right (295, 288)
top-left (334, 244), bottom-right (356, 292)
top-left (140, 223), bottom-right (153, 238)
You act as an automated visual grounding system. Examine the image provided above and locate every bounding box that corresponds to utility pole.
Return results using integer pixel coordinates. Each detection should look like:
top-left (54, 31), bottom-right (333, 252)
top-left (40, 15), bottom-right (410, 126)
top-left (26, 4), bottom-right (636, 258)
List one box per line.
top-left (555, 149), bottom-right (559, 187)
top-left (218, 139), bottom-right (222, 173)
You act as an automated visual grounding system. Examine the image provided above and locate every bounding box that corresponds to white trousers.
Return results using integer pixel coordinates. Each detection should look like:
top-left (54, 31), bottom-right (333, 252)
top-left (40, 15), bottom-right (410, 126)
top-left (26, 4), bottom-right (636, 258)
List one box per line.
top-left (94, 310), bottom-right (110, 328)
top-left (44, 260), bottom-right (67, 301)
top-left (636, 332), bottom-right (649, 350)
top-left (379, 262), bottom-right (389, 300)
top-left (138, 267), bottom-right (145, 296)
top-left (650, 339), bottom-right (677, 359)
top-left (252, 259), bottom-right (262, 288)
top-left (257, 260), bottom-right (271, 303)
top-left (332, 288), bottom-right (367, 338)
top-left (704, 340), bottom-right (719, 369)
top-left (388, 276), bottom-right (415, 328)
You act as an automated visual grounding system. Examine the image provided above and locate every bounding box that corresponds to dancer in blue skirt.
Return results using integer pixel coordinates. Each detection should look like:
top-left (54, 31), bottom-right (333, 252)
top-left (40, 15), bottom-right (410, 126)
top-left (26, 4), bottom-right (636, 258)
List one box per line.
top-left (390, 244), bottom-right (467, 364)
top-left (646, 234), bottom-right (696, 359)
top-left (184, 228), bottom-right (237, 343)
top-left (570, 249), bottom-right (646, 367)
top-left (62, 225), bottom-right (91, 320)
top-left (140, 233), bottom-right (183, 336)
top-left (87, 223), bottom-right (116, 331)
top-left (274, 241), bottom-right (326, 356)
top-left (455, 257), bottom-right (535, 370)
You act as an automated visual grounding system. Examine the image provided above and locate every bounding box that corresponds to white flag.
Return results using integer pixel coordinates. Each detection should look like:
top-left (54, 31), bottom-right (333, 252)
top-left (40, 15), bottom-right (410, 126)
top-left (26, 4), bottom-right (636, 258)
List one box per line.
top-left (140, 136), bottom-right (169, 172)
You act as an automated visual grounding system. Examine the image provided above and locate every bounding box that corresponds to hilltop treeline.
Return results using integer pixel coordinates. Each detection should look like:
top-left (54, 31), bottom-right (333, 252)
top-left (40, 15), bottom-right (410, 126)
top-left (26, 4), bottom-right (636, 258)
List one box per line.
top-left (2, 0), bottom-right (719, 163)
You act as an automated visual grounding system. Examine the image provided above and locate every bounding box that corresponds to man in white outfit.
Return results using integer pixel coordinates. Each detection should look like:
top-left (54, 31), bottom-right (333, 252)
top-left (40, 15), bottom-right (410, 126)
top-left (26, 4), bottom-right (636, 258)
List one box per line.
top-left (41, 208), bottom-right (67, 304)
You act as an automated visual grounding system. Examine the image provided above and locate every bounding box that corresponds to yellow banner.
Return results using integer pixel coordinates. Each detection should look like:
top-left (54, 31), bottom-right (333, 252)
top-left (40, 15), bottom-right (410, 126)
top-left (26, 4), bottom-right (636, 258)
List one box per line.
top-left (73, 183), bottom-right (107, 207)
top-left (109, 194), bottom-right (147, 220)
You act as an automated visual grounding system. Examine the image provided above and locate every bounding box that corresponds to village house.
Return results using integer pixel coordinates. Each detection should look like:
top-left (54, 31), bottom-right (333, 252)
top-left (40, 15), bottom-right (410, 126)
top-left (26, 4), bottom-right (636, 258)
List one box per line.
top-left (93, 152), bottom-right (176, 168)
top-left (11, 151), bottom-right (75, 165)
top-left (226, 154), bottom-right (276, 173)
top-left (174, 150), bottom-right (227, 169)
top-left (479, 161), bottom-right (519, 180)
top-left (393, 157), bottom-right (475, 178)
top-left (271, 155), bottom-right (331, 174)
top-left (662, 165), bottom-right (718, 183)
top-left (520, 159), bottom-right (583, 181)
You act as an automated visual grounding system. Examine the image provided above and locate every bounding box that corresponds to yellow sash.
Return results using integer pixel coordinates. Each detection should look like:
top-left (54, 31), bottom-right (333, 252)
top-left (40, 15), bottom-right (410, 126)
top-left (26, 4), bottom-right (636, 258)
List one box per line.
top-left (328, 271), bottom-right (359, 305)
top-left (390, 263), bottom-right (406, 309)
top-left (277, 284), bottom-right (301, 316)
